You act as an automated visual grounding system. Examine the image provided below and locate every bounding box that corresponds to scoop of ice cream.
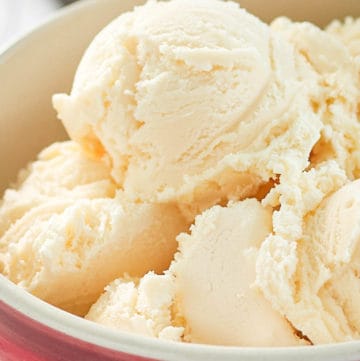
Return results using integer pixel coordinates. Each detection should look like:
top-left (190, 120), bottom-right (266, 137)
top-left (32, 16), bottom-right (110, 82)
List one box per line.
top-left (53, 0), bottom-right (321, 219)
top-left (171, 199), bottom-right (303, 346)
top-left (0, 141), bottom-right (115, 238)
top-left (0, 194), bottom-right (188, 316)
top-left (88, 199), bottom-right (304, 346)
top-left (0, 142), bottom-right (189, 315)
top-left (271, 18), bottom-right (360, 180)
top-left (86, 272), bottom-right (184, 341)
top-left (257, 180), bottom-right (360, 344)
top-left (256, 22), bottom-right (360, 343)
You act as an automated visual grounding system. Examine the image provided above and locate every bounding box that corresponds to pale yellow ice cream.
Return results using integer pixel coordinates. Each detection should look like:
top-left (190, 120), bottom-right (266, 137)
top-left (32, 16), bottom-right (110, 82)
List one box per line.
top-left (172, 199), bottom-right (304, 346)
top-left (80, 1), bottom-right (360, 345)
top-left (271, 18), bottom-right (360, 180)
top-left (86, 272), bottom-right (184, 342)
top-left (1, 0), bottom-right (360, 349)
top-left (0, 142), bottom-right (189, 316)
top-left (0, 141), bottom-right (115, 238)
top-left (257, 180), bottom-right (360, 344)
top-left (88, 200), bottom-right (305, 346)
top-left (263, 161), bottom-right (347, 242)
top-left (326, 17), bottom-right (360, 59)
top-left (53, 0), bottom-right (321, 220)
top-left (252, 19), bottom-right (360, 345)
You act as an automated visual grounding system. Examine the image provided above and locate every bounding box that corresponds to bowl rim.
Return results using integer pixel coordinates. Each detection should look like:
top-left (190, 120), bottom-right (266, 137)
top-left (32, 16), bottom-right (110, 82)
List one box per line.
top-left (1, 0), bottom-right (360, 360)
top-left (2, 274), bottom-right (360, 361)
top-left (0, 0), bottom-right (99, 61)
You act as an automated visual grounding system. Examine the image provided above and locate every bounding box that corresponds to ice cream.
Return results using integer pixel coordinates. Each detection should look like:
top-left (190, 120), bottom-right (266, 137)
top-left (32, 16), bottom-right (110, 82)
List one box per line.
top-left (257, 180), bottom-right (360, 344)
top-left (53, 0), bottom-right (321, 220)
top-left (87, 199), bottom-right (305, 346)
top-left (271, 17), bottom-right (360, 180)
top-left (0, 141), bottom-right (115, 238)
top-left (1, 0), bottom-right (360, 348)
top-left (326, 17), bottom-right (360, 59)
top-left (252, 19), bottom-right (360, 344)
top-left (0, 142), bottom-right (189, 315)
top-left (86, 272), bottom-right (184, 342)
top-left (172, 199), bottom-right (303, 346)
top-left (81, 0), bottom-right (359, 346)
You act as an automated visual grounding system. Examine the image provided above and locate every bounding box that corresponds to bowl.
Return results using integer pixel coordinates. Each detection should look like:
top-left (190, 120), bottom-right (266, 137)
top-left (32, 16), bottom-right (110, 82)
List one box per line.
top-left (0, 1), bottom-right (360, 360)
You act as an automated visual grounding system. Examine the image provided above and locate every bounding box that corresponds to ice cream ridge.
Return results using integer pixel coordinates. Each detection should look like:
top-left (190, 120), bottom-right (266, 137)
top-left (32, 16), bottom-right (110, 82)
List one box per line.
top-left (1, 0), bottom-right (360, 347)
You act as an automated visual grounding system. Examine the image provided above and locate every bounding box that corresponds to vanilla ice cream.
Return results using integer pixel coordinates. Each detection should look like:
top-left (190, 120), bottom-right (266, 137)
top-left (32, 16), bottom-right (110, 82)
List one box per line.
top-left (253, 21), bottom-right (360, 344)
top-left (53, 0), bottom-right (321, 220)
top-left (257, 180), bottom-right (360, 344)
top-left (86, 272), bottom-right (184, 342)
top-left (171, 199), bottom-right (305, 346)
top-left (0, 141), bottom-right (115, 238)
top-left (271, 18), bottom-right (360, 179)
top-left (0, 142), bottom-right (189, 315)
top-left (326, 17), bottom-right (360, 59)
top-left (88, 199), bottom-right (305, 346)
top-left (1, 0), bottom-right (360, 348)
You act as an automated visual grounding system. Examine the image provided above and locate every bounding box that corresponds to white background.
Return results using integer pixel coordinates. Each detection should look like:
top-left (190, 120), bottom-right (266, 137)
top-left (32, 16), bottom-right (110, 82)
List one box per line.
top-left (0, 0), bottom-right (71, 47)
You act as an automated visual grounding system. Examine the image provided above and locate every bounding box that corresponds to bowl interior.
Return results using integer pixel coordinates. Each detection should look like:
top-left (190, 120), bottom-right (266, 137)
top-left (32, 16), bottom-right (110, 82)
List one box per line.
top-left (0, 0), bottom-right (360, 360)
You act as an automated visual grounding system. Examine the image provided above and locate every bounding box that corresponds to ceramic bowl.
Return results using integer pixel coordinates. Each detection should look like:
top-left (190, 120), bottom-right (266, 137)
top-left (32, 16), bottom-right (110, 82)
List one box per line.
top-left (1, 1), bottom-right (360, 360)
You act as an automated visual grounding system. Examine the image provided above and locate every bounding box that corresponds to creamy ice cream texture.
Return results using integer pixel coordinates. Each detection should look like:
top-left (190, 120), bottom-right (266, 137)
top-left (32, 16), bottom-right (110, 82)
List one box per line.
top-left (271, 17), bottom-right (360, 180)
top-left (53, 0), bottom-right (322, 220)
top-left (327, 17), bottom-right (360, 60)
top-left (172, 199), bottom-right (302, 346)
top-left (87, 199), bottom-right (304, 346)
top-left (1, 0), bottom-right (360, 348)
top-left (0, 141), bottom-right (116, 238)
top-left (257, 180), bottom-right (360, 344)
top-left (0, 141), bottom-right (189, 316)
top-left (86, 272), bottom-right (184, 342)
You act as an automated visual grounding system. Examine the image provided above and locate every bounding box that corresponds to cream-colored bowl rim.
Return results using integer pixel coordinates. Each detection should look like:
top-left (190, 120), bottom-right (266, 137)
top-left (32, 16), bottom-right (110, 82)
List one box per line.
top-left (1, 1), bottom-right (360, 360)
top-left (2, 274), bottom-right (360, 361)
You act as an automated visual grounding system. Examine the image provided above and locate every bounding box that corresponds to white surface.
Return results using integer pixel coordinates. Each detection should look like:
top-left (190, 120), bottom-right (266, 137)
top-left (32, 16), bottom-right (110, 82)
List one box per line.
top-left (0, 0), bottom-right (61, 46)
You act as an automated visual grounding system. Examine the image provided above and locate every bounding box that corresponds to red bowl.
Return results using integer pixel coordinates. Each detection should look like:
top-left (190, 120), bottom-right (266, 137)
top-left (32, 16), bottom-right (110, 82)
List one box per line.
top-left (0, 298), bottom-right (154, 361)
